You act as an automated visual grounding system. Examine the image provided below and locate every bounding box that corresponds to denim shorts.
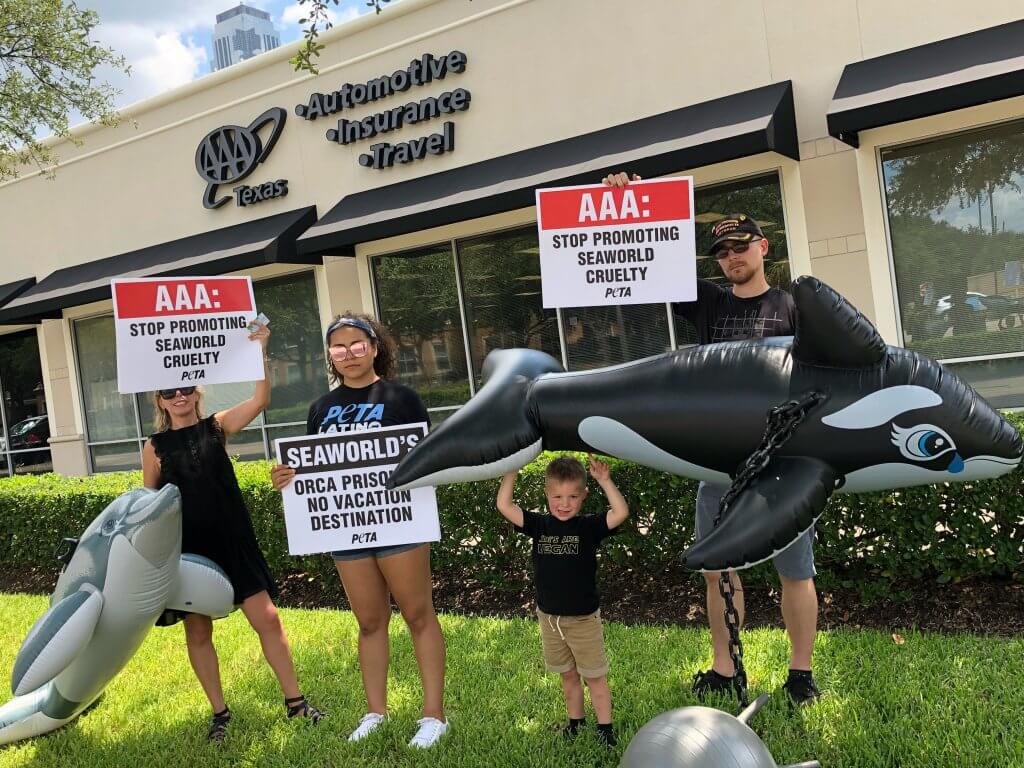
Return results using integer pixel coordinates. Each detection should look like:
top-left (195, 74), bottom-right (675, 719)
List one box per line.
top-left (694, 482), bottom-right (816, 580)
top-left (331, 542), bottom-right (426, 562)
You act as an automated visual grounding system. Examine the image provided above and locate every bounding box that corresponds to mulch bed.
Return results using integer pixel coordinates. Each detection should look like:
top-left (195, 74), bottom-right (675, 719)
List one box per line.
top-left (6, 562), bottom-right (1022, 637)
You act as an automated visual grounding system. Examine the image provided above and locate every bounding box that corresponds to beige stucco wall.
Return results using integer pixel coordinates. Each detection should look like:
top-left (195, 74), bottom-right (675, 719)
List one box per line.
top-left (2, 0), bottom-right (1024, 473)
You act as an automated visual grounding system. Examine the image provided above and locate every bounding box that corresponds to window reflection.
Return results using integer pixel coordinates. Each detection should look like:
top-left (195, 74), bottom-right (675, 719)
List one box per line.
top-left (372, 244), bottom-right (471, 408)
top-left (457, 227), bottom-right (561, 386)
top-left (883, 122), bottom-right (1024, 361)
top-left (0, 330), bottom-right (51, 475)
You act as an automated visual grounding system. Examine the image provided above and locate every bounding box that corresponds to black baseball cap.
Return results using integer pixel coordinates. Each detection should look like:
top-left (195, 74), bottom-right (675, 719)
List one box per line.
top-left (707, 213), bottom-right (764, 256)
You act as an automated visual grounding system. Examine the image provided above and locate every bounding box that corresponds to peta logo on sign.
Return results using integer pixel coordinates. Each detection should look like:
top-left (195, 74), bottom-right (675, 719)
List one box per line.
top-left (194, 107), bottom-right (289, 209)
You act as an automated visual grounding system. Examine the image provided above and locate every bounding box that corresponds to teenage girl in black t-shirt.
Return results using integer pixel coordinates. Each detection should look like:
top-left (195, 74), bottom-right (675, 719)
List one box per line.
top-left (271, 313), bottom-right (448, 748)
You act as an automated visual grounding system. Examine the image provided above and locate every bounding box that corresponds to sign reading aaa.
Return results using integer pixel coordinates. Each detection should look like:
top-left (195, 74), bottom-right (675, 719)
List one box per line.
top-left (535, 178), bottom-right (697, 308)
top-left (111, 276), bottom-right (265, 394)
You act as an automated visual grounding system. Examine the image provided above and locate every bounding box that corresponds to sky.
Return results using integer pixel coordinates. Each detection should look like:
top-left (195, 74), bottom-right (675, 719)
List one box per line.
top-left (79, 1), bottom-right (374, 112)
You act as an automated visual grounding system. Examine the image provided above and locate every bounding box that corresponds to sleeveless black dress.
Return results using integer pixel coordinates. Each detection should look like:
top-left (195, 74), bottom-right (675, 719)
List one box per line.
top-left (151, 416), bottom-right (277, 604)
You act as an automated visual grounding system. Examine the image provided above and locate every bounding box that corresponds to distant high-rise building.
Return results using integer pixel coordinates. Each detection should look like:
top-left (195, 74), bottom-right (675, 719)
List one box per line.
top-left (212, 3), bottom-right (280, 71)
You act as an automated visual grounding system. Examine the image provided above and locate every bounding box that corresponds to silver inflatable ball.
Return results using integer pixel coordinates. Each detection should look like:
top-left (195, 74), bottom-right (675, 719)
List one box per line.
top-left (620, 695), bottom-right (819, 768)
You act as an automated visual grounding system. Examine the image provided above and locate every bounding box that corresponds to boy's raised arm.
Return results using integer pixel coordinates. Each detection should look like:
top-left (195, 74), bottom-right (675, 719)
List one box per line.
top-left (496, 471), bottom-right (525, 528)
top-left (588, 455), bottom-right (630, 530)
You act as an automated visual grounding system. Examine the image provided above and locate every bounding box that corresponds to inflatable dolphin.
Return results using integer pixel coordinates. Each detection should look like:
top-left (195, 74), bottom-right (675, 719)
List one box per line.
top-left (388, 277), bottom-right (1023, 571)
top-left (0, 485), bottom-right (235, 745)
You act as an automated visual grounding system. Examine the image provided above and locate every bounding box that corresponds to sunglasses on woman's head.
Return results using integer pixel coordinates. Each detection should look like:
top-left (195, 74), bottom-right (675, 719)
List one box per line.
top-left (328, 341), bottom-right (370, 361)
top-left (158, 387), bottom-right (197, 400)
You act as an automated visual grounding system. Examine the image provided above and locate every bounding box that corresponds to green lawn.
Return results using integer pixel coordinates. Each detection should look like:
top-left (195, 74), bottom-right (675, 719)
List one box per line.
top-left (0, 593), bottom-right (1021, 767)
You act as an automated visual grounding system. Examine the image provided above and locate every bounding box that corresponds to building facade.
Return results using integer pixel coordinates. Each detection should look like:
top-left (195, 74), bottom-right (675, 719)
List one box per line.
top-left (212, 3), bottom-right (280, 71)
top-left (2, 0), bottom-right (1024, 477)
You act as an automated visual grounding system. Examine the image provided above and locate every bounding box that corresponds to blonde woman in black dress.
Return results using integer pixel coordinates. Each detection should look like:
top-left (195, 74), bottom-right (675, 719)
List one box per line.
top-left (142, 322), bottom-right (321, 742)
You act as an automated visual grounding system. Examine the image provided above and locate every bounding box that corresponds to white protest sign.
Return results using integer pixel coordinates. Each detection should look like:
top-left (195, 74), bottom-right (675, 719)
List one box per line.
top-left (276, 423), bottom-right (440, 556)
top-left (535, 177), bottom-right (697, 308)
top-left (111, 276), bottom-right (264, 394)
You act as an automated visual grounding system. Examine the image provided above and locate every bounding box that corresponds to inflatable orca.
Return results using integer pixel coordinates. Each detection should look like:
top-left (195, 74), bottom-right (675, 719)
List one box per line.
top-left (0, 486), bottom-right (235, 745)
top-left (388, 277), bottom-right (1022, 571)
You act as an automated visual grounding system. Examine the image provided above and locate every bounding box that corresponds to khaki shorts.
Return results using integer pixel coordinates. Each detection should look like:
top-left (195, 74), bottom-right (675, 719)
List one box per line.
top-left (537, 608), bottom-right (608, 678)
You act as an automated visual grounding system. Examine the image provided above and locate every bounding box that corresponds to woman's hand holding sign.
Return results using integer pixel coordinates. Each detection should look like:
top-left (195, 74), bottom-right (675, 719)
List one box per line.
top-left (248, 319), bottom-right (271, 351)
top-left (271, 463), bottom-right (296, 492)
top-left (215, 319), bottom-right (272, 436)
top-left (601, 172), bottom-right (641, 187)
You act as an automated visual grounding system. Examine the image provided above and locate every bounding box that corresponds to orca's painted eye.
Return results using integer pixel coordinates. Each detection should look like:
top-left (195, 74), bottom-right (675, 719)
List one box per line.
top-left (101, 518), bottom-right (116, 534)
top-left (891, 424), bottom-right (957, 462)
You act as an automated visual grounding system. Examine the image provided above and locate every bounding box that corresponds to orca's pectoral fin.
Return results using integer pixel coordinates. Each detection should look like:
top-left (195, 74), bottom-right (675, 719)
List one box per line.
top-left (387, 349), bottom-right (563, 490)
top-left (157, 554), bottom-right (236, 626)
top-left (12, 586), bottom-right (103, 696)
top-left (683, 456), bottom-right (837, 572)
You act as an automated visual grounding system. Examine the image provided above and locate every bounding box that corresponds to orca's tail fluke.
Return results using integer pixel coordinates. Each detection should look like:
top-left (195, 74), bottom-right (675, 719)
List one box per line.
top-left (683, 456), bottom-right (836, 572)
top-left (387, 349), bottom-right (564, 490)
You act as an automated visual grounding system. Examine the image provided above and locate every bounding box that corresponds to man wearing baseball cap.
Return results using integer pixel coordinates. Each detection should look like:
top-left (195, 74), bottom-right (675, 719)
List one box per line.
top-left (602, 172), bottom-right (821, 707)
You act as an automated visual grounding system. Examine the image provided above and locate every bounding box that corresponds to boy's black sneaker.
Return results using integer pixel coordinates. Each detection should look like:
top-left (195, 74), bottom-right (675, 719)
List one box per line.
top-left (692, 669), bottom-right (736, 701)
top-left (560, 717), bottom-right (586, 738)
top-left (596, 723), bottom-right (617, 747)
top-left (783, 669), bottom-right (821, 707)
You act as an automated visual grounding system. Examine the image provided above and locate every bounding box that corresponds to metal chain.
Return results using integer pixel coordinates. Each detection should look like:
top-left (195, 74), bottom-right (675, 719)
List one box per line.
top-left (718, 570), bottom-right (748, 707)
top-left (712, 390), bottom-right (827, 709)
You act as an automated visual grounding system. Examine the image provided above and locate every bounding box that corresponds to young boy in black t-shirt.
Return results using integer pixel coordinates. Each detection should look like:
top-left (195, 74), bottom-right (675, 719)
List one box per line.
top-left (497, 455), bottom-right (629, 746)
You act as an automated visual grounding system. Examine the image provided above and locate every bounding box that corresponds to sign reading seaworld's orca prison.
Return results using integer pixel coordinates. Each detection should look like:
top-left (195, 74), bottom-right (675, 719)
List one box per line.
top-left (297, 51), bottom-right (469, 169)
top-left (111, 277), bottom-right (265, 393)
top-left (535, 178), bottom-right (697, 307)
top-left (275, 423), bottom-right (440, 555)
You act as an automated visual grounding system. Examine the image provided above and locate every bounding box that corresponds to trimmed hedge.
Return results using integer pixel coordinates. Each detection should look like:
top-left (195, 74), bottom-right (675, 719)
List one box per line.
top-left (2, 414), bottom-right (1022, 593)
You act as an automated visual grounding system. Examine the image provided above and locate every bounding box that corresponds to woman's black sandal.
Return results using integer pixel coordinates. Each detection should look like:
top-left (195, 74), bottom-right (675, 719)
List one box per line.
top-left (285, 695), bottom-right (324, 724)
top-left (207, 708), bottom-right (231, 743)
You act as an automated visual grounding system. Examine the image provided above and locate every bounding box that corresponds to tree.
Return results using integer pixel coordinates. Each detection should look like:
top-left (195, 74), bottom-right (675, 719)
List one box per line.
top-left (0, 0), bottom-right (128, 180)
top-left (291, 0), bottom-right (393, 74)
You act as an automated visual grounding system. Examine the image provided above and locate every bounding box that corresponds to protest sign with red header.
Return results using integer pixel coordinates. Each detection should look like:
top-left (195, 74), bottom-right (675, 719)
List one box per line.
top-left (535, 177), bottom-right (696, 308)
top-left (111, 276), bottom-right (264, 394)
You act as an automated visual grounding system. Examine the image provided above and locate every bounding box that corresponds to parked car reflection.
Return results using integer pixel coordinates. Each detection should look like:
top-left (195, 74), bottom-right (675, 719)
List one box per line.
top-left (8, 415), bottom-right (50, 451)
top-left (920, 292), bottom-right (1024, 338)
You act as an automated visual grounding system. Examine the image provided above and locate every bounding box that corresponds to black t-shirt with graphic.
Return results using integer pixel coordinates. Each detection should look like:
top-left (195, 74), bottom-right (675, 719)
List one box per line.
top-left (514, 510), bottom-right (617, 616)
top-left (674, 279), bottom-right (795, 344)
top-left (306, 378), bottom-right (430, 435)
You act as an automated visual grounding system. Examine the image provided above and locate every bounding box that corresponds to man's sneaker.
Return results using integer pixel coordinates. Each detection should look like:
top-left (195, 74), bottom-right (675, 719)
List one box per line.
top-left (596, 724), bottom-right (617, 747)
top-left (408, 716), bottom-right (449, 748)
top-left (347, 712), bottom-right (386, 742)
top-left (692, 669), bottom-right (736, 701)
top-left (783, 670), bottom-right (821, 707)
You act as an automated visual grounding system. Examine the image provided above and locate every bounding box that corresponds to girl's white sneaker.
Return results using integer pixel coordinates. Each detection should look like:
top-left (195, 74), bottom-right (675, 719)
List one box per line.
top-left (408, 716), bottom-right (449, 748)
top-left (348, 712), bottom-right (385, 742)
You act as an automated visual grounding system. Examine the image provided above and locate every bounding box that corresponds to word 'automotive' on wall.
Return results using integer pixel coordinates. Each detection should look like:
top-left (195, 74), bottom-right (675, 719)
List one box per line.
top-left (296, 51), bottom-right (470, 169)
